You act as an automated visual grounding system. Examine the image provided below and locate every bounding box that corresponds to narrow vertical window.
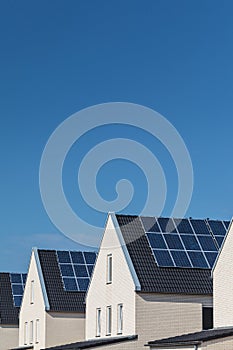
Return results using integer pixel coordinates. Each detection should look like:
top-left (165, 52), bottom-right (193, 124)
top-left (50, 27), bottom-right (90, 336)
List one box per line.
top-left (35, 319), bottom-right (39, 343)
top-left (107, 254), bottom-right (112, 283)
top-left (96, 308), bottom-right (101, 337)
top-left (30, 280), bottom-right (34, 304)
top-left (106, 306), bottom-right (112, 335)
top-left (24, 322), bottom-right (28, 345)
top-left (30, 320), bottom-right (33, 344)
top-left (117, 304), bottom-right (123, 334)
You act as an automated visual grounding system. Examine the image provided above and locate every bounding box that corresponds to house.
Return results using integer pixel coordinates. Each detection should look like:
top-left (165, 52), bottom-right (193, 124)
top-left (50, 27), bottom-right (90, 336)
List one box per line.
top-left (146, 218), bottom-right (233, 350)
top-left (85, 213), bottom-right (229, 350)
top-left (213, 220), bottom-right (233, 328)
top-left (18, 248), bottom-right (97, 350)
top-left (0, 272), bottom-right (26, 350)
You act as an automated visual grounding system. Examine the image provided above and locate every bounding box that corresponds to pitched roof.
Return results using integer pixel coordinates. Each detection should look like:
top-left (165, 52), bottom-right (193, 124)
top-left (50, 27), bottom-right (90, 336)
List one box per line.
top-left (37, 249), bottom-right (96, 313)
top-left (0, 273), bottom-right (20, 325)
top-left (116, 214), bottom-right (219, 295)
top-left (146, 327), bottom-right (233, 347)
top-left (42, 335), bottom-right (137, 350)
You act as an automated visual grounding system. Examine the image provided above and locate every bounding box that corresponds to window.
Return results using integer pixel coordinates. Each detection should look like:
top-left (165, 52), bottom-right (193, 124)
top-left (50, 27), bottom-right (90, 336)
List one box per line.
top-left (106, 306), bottom-right (112, 335)
top-left (24, 322), bottom-right (28, 345)
top-left (30, 320), bottom-right (33, 344)
top-left (96, 308), bottom-right (101, 337)
top-left (117, 304), bottom-right (123, 334)
top-left (30, 280), bottom-right (34, 304)
top-left (202, 307), bottom-right (213, 330)
top-left (107, 254), bottom-right (112, 283)
top-left (35, 319), bottom-right (39, 343)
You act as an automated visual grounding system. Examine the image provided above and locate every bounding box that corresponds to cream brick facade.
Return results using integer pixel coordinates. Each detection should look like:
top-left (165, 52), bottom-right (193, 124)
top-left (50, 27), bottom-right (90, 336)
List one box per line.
top-left (19, 249), bottom-right (85, 350)
top-left (135, 293), bottom-right (211, 348)
top-left (213, 221), bottom-right (233, 328)
top-left (0, 326), bottom-right (19, 350)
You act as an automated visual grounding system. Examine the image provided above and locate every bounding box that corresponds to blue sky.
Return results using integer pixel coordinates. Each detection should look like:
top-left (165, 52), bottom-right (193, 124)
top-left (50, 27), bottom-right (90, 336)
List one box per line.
top-left (0, 0), bottom-right (233, 272)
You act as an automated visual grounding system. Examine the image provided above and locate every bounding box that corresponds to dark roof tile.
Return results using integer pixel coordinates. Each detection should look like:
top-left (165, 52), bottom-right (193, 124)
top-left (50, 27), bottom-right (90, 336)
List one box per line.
top-left (38, 250), bottom-right (86, 313)
top-left (0, 273), bottom-right (19, 325)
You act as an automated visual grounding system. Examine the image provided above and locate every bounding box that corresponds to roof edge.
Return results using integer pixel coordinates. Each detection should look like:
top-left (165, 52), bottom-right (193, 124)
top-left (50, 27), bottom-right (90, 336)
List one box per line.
top-left (110, 212), bottom-right (141, 291)
top-left (33, 247), bottom-right (50, 311)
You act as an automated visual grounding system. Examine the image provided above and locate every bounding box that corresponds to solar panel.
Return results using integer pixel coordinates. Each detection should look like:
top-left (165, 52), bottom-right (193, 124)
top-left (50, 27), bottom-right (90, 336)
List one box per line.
top-left (144, 217), bottom-right (229, 269)
top-left (190, 219), bottom-right (210, 235)
top-left (163, 234), bottom-right (183, 250)
top-left (157, 218), bottom-right (177, 233)
top-left (173, 219), bottom-right (193, 234)
top-left (153, 250), bottom-right (174, 267)
top-left (170, 250), bottom-right (192, 268)
top-left (147, 233), bottom-right (166, 249)
top-left (10, 273), bottom-right (26, 307)
top-left (141, 216), bottom-right (161, 232)
top-left (57, 251), bottom-right (97, 292)
top-left (208, 220), bottom-right (226, 236)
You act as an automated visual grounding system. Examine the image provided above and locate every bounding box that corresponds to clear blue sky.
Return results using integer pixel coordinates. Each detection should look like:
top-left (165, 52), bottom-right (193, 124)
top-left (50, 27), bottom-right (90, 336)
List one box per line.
top-left (1, 0), bottom-right (233, 272)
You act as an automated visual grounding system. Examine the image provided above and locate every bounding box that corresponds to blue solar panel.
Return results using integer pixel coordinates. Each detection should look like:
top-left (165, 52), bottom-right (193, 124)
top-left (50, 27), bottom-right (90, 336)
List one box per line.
top-left (205, 252), bottom-right (218, 267)
top-left (173, 219), bottom-right (193, 233)
top-left (190, 219), bottom-right (210, 235)
top-left (153, 250), bottom-right (174, 267)
top-left (60, 264), bottom-right (74, 277)
top-left (87, 265), bottom-right (94, 276)
top-left (208, 220), bottom-right (227, 236)
top-left (14, 296), bottom-right (23, 307)
top-left (10, 273), bottom-right (26, 307)
top-left (63, 277), bottom-right (78, 291)
top-left (77, 278), bottom-right (90, 291)
top-left (74, 264), bottom-right (88, 278)
top-left (141, 216), bottom-right (160, 232)
top-left (84, 252), bottom-right (97, 264)
top-left (215, 236), bottom-right (224, 248)
top-left (147, 233), bottom-right (166, 249)
top-left (197, 236), bottom-right (218, 252)
top-left (144, 217), bottom-right (228, 269)
top-left (57, 251), bottom-right (71, 263)
top-left (224, 221), bottom-right (230, 229)
top-left (57, 251), bottom-right (96, 291)
top-left (170, 250), bottom-right (191, 268)
top-left (157, 218), bottom-right (177, 233)
top-left (163, 234), bottom-right (183, 249)
top-left (180, 235), bottom-right (200, 251)
top-left (188, 251), bottom-right (209, 268)
top-left (70, 251), bottom-right (85, 264)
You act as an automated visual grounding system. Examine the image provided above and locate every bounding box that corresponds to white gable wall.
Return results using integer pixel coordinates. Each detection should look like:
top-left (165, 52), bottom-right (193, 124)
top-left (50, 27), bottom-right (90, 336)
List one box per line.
top-left (86, 214), bottom-right (136, 339)
top-left (19, 250), bottom-right (46, 350)
top-left (213, 221), bottom-right (233, 327)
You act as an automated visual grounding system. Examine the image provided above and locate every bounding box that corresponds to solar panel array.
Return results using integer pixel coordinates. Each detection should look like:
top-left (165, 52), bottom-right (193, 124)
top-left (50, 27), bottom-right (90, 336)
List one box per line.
top-left (141, 217), bottom-right (230, 269)
top-left (10, 273), bottom-right (27, 307)
top-left (56, 251), bottom-right (97, 291)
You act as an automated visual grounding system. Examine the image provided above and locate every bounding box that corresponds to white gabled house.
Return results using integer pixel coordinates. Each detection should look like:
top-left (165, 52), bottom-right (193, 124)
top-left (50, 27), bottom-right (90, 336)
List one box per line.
top-left (213, 220), bottom-right (233, 328)
top-left (19, 248), bottom-right (97, 350)
top-left (85, 214), bottom-right (227, 349)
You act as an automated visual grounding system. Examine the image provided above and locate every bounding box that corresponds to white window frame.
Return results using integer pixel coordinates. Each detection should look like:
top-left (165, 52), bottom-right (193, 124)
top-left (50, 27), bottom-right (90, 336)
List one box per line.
top-left (30, 280), bottom-right (34, 304)
top-left (35, 319), bottom-right (39, 343)
top-left (29, 320), bottom-right (33, 344)
top-left (107, 254), bottom-right (112, 284)
top-left (117, 304), bottom-right (123, 334)
top-left (96, 308), bottom-right (101, 337)
top-left (24, 322), bottom-right (28, 345)
top-left (106, 306), bottom-right (112, 335)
